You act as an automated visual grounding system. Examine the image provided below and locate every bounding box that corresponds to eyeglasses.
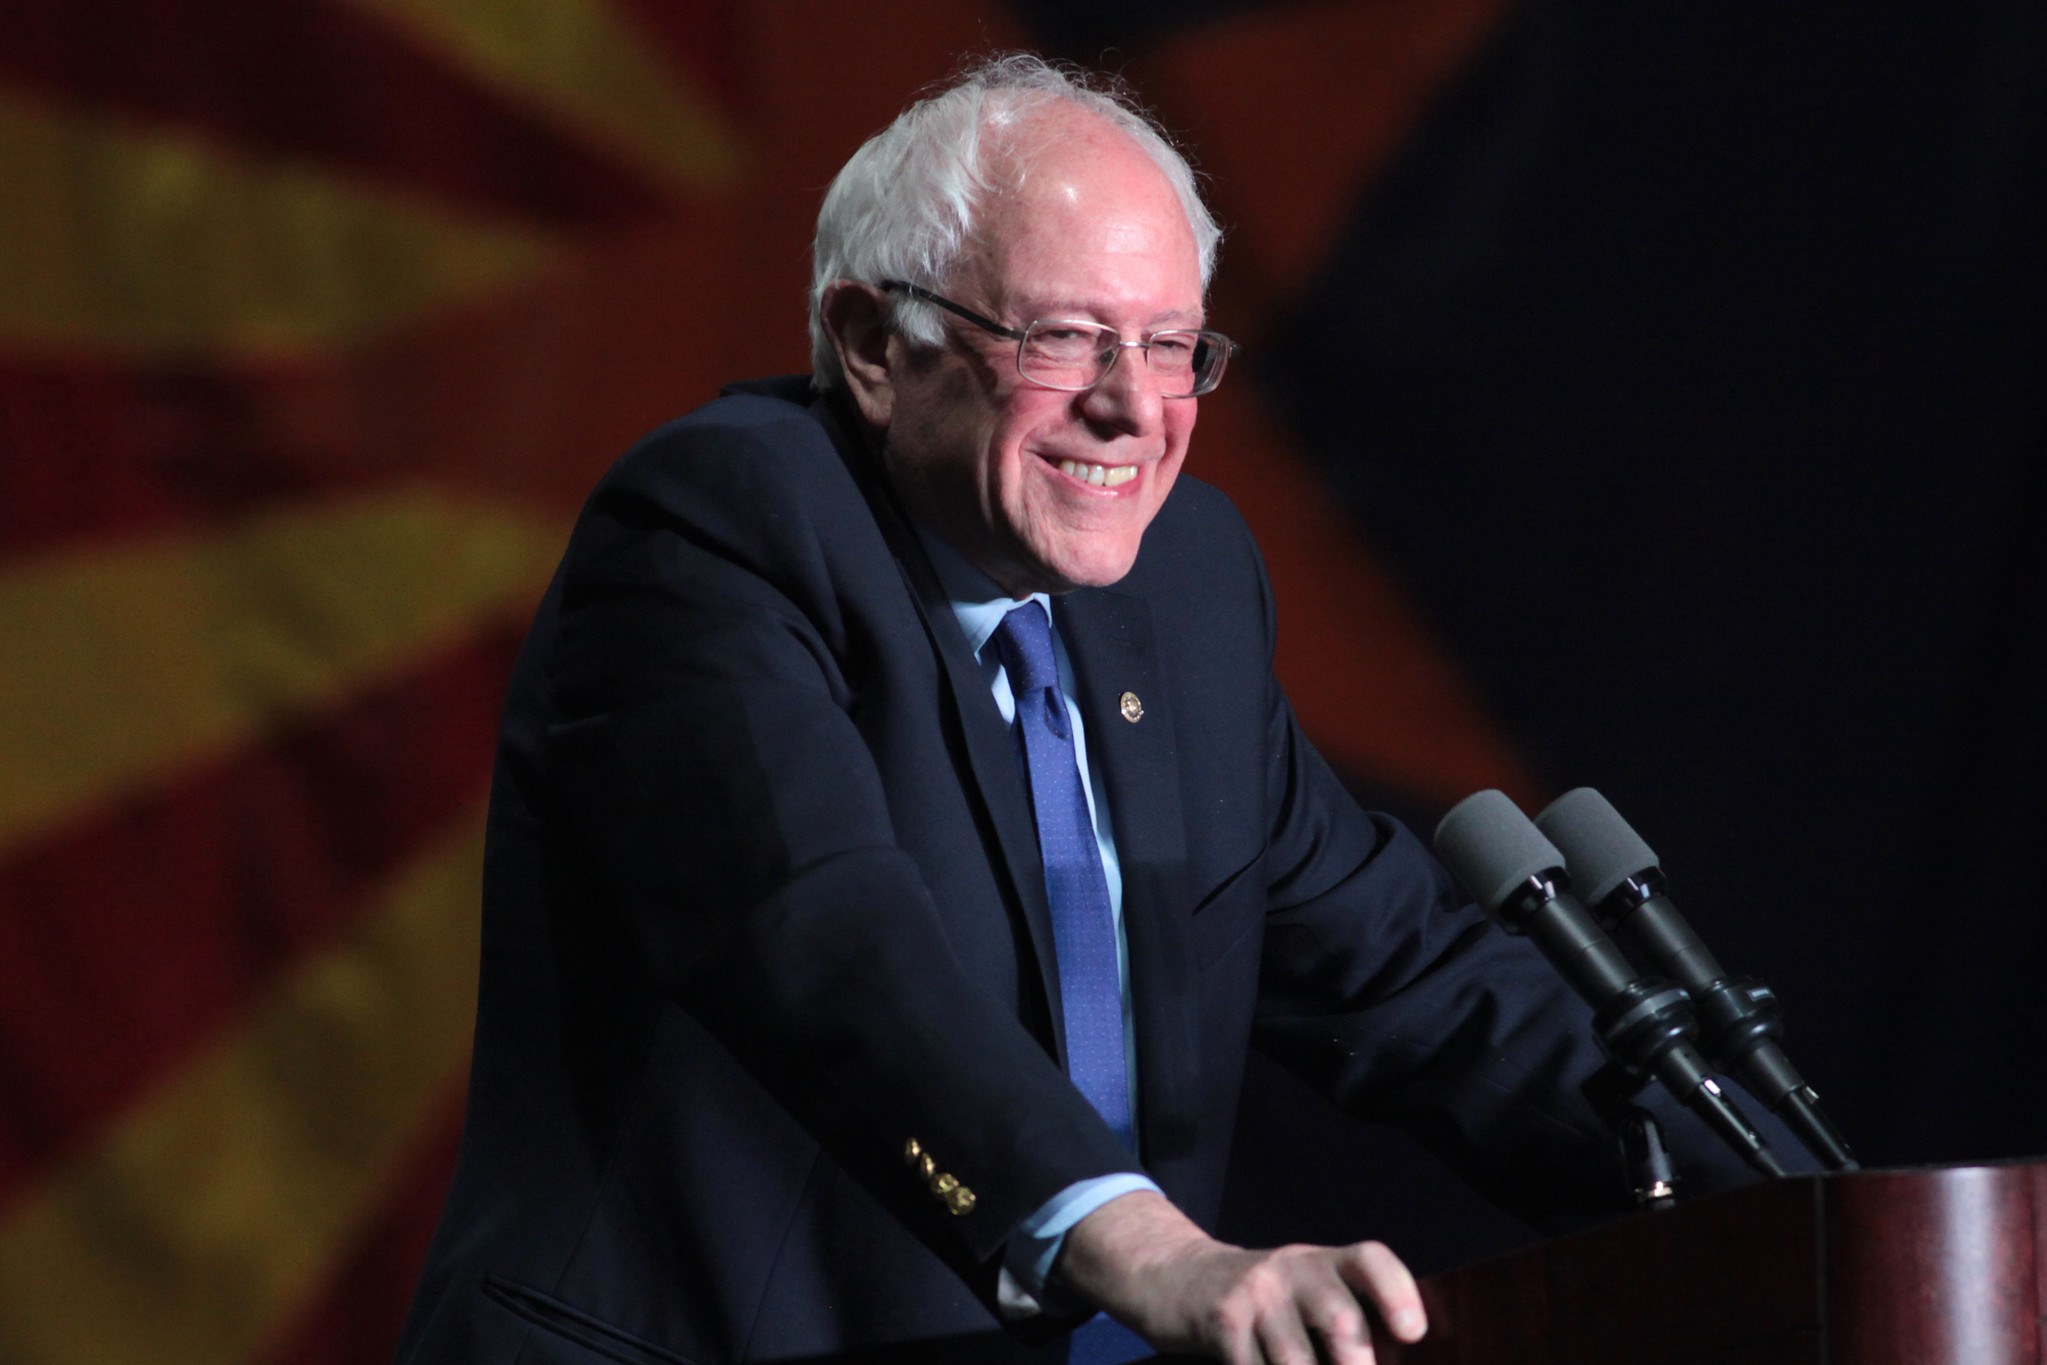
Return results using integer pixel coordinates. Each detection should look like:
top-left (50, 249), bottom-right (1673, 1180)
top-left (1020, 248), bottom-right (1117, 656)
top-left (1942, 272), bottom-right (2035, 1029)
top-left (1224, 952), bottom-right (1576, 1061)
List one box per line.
top-left (881, 280), bottom-right (1237, 399)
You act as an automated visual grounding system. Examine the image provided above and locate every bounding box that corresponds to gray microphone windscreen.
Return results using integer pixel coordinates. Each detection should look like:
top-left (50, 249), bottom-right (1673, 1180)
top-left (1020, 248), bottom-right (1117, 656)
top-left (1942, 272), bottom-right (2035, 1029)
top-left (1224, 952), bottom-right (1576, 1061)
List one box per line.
top-left (1433, 790), bottom-right (1565, 913)
top-left (1535, 788), bottom-right (1660, 908)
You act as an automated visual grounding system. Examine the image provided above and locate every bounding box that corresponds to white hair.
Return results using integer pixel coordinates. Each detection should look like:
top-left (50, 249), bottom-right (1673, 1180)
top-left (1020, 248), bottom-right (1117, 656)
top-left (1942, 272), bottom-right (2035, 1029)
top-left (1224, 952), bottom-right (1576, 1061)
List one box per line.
top-left (808, 53), bottom-right (1221, 390)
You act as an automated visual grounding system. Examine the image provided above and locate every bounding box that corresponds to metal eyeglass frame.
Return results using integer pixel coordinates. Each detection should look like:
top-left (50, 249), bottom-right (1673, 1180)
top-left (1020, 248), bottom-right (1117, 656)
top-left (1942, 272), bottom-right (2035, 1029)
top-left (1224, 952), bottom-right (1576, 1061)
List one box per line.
top-left (880, 280), bottom-right (1238, 398)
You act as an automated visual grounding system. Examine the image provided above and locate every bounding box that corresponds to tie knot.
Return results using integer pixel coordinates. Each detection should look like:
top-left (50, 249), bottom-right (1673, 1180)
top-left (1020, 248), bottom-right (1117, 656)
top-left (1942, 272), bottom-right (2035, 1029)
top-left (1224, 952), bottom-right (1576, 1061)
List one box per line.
top-left (994, 601), bottom-right (1067, 738)
top-left (995, 601), bottom-right (1056, 688)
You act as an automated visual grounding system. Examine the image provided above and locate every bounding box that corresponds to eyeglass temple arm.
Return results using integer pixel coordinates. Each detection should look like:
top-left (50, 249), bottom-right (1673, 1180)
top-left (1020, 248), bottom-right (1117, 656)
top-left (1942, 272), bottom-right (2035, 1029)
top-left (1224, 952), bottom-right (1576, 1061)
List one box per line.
top-left (879, 280), bottom-right (1028, 342)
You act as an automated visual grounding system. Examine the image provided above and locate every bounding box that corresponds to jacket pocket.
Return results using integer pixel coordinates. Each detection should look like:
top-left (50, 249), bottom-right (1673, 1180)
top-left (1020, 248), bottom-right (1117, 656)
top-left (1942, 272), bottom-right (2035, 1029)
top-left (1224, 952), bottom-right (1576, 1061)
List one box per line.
top-left (481, 1276), bottom-right (701, 1365)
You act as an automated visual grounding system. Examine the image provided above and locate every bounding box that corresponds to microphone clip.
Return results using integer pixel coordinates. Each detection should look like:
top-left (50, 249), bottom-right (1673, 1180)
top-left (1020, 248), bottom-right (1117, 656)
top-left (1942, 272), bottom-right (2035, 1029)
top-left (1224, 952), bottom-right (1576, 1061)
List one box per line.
top-left (1590, 979), bottom-right (1700, 1080)
top-left (1581, 1062), bottom-right (1679, 1211)
top-left (1692, 976), bottom-right (1785, 1072)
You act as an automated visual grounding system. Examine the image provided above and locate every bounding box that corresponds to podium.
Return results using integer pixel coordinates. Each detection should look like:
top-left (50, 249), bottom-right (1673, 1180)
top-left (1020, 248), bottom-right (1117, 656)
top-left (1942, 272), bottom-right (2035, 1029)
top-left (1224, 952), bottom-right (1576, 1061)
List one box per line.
top-left (1381, 1158), bottom-right (2047, 1364)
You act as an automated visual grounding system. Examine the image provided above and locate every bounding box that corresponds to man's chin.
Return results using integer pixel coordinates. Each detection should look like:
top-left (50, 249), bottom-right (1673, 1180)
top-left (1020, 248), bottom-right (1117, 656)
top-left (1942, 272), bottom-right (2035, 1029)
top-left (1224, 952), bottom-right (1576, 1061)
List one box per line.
top-left (1028, 540), bottom-right (1143, 594)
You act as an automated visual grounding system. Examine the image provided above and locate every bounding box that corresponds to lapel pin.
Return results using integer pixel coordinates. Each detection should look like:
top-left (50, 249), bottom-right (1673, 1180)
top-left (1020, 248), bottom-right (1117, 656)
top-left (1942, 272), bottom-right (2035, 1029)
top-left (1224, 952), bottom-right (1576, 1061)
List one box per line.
top-left (1119, 691), bottom-right (1144, 723)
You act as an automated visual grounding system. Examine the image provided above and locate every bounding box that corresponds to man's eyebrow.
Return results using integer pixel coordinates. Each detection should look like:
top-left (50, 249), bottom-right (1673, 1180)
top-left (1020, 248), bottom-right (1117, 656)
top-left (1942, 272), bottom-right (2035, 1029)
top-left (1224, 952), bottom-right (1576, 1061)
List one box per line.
top-left (1013, 298), bottom-right (1207, 327)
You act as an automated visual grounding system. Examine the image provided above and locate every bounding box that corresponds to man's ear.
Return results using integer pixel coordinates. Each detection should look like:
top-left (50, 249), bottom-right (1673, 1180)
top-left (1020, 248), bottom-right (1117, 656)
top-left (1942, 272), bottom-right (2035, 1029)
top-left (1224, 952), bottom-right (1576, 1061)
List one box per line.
top-left (820, 281), bottom-right (896, 429)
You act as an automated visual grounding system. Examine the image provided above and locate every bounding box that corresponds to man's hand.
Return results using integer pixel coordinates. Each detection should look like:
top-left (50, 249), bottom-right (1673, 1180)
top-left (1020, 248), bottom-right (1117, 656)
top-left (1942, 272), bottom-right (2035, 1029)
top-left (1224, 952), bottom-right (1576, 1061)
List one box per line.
top-left (1056, 1190), bottom-right (1427, 1364)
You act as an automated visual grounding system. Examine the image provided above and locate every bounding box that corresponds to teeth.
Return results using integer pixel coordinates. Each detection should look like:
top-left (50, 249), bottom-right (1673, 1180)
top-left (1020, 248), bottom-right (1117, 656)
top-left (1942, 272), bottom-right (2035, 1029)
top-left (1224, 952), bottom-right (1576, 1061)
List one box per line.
top-left (1057, 459), bottom-right (1138, 488)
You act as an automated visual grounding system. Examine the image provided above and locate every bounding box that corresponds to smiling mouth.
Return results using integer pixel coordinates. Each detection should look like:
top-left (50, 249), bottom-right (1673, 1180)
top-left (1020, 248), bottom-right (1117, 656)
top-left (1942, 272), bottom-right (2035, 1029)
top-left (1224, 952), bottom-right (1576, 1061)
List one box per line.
top-left (1053, 458), bottom-right (1139, 488)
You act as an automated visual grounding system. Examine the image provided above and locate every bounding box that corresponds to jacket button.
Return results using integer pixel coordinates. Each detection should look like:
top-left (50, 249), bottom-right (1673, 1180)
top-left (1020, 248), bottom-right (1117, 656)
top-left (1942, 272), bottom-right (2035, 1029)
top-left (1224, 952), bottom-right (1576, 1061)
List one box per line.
top-left (944, 1186), bottom-right (977, 1216)
top-left (919, 1153), bottom-right (937, 1180)
top-left (932, 1172), bottom-right (958, 1195)
top-left (903, 1138), bottom-right (922, 1166)
top-left (1119, 691), bottom-right (1143, 723)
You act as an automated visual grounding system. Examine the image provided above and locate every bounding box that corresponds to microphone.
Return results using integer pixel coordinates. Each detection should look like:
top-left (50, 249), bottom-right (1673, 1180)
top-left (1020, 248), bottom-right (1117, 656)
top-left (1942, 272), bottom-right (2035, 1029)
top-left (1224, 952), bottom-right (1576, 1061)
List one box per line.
top-left (1435, 790), bottom-right (1786, 1179)
top-left (1534, 788), bottom-right (1858, 1171)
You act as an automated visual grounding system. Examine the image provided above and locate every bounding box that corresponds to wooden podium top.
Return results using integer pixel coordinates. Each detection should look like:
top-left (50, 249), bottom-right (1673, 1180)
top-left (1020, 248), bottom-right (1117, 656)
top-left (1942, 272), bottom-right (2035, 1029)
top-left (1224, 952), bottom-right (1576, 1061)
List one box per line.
top-left (1380, 1157), bottom-right (2047, 1365)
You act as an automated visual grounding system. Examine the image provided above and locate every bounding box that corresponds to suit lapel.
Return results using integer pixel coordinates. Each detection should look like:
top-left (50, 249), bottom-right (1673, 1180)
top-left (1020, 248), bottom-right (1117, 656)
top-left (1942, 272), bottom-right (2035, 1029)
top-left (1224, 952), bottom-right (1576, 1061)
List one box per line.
top-left (1055, 590), bottom-right (1202, 1166)
top-left (820, 397), bottom-right (1070, 1062)
top-left (895, 535), bottom-right (1071, 1059)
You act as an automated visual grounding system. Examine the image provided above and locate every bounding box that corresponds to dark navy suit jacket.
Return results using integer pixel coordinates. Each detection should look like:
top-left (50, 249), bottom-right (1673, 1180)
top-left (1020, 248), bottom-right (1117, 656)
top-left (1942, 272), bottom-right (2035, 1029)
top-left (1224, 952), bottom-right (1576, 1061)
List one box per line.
top-left (395, 378), bottom-right (1777, 1365)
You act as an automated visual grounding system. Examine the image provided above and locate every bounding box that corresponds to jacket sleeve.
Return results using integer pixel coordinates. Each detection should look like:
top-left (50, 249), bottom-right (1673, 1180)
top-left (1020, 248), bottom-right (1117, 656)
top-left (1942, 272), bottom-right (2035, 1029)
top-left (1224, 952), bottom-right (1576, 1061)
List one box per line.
top-left (537, 407), bottom-right (1140, 1300)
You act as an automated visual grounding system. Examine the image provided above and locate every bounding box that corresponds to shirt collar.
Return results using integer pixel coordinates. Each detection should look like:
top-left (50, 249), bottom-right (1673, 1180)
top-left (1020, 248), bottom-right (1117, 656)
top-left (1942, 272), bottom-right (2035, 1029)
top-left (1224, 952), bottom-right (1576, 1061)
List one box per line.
top-left (913, 523), bottom-right (1053, 663)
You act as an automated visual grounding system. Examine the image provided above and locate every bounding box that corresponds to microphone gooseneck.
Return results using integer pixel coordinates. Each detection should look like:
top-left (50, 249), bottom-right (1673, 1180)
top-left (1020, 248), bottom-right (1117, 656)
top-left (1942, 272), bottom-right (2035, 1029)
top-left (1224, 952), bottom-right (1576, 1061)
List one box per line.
top-left (1534, 788), bottom-right (1858, 1172)
top-left (1434, 790), bottom-right (1786, 1181)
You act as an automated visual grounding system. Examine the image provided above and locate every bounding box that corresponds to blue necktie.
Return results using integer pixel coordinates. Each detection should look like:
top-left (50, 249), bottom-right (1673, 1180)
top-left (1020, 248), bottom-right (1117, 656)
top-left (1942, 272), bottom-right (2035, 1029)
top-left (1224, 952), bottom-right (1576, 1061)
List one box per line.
top-left (993, 601), bottom-right (1133, 1147)
top-left (993, 603), bottom-right (1153, 1365)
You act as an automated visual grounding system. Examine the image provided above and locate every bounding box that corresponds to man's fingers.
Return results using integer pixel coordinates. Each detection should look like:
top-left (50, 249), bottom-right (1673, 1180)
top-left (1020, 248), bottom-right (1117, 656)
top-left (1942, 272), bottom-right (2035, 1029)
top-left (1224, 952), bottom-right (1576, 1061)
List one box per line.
top-left (1255, 1309), bottom-right (1327, 1365)
top-left (1203, 1268), bottom-right (1263, 1365)
top-left (1295, 1261), bottom-right (1376, 1365)
top-left (1232, 1247), bottom-right (1385, 1365)
top-left (1337, 1240), bottom-right (1427, 1343)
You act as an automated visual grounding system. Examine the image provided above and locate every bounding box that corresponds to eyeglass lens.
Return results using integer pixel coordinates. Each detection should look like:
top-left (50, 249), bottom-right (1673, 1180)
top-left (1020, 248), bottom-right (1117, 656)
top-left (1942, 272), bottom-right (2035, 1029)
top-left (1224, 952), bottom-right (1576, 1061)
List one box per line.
top-left (1019, 323), bottom-right (1230, 397)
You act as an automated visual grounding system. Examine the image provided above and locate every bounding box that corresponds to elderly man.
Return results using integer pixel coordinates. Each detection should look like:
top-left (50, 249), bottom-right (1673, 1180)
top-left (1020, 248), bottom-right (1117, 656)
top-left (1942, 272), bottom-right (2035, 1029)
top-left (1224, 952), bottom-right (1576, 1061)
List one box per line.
top-left (397, 56), bottom-right (1774, 1365)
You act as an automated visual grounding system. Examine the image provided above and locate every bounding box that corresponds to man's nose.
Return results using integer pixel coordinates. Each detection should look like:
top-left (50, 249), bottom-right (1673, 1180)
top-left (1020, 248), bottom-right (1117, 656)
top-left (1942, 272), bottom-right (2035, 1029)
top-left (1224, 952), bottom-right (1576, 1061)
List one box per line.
top-left (1077, 343), bottom-right (1166, 435)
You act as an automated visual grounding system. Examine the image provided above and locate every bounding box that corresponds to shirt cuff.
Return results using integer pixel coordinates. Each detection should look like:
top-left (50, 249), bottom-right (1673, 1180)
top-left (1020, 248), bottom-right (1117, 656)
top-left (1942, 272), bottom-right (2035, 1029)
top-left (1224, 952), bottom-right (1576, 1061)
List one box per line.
top-left (995, 1173), bottom-right (1162, 1319)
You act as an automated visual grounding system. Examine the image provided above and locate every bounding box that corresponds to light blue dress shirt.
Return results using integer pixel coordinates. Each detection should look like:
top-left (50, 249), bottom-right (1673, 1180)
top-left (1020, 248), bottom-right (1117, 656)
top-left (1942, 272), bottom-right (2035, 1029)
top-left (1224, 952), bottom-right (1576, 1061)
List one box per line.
top-left (914, 528), bottom-right (1163, 1313)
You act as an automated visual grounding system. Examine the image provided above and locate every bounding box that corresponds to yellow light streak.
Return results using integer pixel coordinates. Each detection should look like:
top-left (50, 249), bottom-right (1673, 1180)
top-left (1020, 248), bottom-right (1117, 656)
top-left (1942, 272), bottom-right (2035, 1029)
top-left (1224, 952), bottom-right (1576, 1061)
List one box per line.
top-left (0, 488), bottom-right (564, 860)
top-left (0, 813), bottom-right (484, 1365)
top-left (337, 0), bottom-right (741, 193)
top-left (0, 88), bottom-right (556, 360)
